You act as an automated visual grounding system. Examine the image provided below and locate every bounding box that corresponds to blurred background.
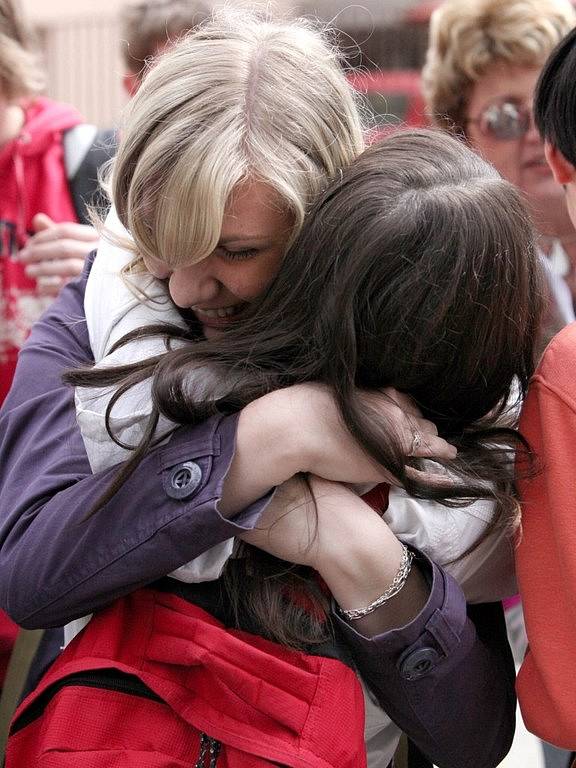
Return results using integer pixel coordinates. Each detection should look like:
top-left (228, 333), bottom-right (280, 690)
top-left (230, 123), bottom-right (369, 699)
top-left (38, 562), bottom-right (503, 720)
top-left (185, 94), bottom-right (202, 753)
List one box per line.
top-left (20, 0), bottom-right (435, 127)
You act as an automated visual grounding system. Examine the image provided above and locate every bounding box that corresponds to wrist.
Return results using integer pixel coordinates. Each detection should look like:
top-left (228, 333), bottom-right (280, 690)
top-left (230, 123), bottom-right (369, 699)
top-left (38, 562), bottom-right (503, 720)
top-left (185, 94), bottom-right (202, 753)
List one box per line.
top-left (315, 508), bottom-right (405, 610)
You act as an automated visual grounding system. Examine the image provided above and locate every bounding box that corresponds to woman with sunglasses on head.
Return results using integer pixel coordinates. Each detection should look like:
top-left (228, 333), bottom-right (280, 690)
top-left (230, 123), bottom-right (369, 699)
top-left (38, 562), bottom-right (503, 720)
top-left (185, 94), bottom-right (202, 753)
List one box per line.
top-left (423, 0), bottom-right (576, 353)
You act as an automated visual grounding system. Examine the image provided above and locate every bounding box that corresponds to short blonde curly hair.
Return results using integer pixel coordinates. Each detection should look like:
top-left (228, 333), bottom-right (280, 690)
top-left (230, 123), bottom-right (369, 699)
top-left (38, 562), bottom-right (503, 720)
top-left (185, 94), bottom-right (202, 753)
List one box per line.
top-left (422, 0), bottom-right (576, 133)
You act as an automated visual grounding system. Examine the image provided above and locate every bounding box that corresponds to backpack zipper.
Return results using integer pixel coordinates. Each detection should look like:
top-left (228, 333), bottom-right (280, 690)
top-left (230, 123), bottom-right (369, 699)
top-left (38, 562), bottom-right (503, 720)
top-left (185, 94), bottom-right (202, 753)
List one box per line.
top-left (10, 669), bottom-right (162, 734)
top-left (194, 733), bottom-right (221, 767)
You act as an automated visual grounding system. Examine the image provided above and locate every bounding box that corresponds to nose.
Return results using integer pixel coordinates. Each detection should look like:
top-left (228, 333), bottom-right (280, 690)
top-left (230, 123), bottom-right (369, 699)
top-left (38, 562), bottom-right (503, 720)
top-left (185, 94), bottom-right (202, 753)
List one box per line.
top-left (168, 258), bottom-right (220, 308)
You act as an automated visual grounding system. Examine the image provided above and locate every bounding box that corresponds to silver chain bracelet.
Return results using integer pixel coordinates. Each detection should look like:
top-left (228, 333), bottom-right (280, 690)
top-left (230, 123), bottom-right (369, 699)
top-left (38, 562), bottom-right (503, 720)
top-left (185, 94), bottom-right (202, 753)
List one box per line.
top-left (337, 545), bottom-right (414, 621)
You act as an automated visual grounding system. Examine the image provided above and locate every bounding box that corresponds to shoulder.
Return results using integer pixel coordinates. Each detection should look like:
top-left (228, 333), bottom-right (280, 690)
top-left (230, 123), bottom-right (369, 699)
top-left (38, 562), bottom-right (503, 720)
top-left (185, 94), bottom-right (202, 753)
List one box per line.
top-left (531, 322), bottom-right (576, 402)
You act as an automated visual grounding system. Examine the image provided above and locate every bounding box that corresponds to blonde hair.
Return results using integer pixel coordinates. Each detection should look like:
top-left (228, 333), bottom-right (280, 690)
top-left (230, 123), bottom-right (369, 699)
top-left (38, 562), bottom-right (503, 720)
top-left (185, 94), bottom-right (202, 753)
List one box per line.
top-left (119, 0), bottom-right (211, 76)
top-left (422, 0), bottom-right (576, 132)
top-left (110, 8), bottom-right (365, 269)
top-left (0, 0), bottom-right (44, 99)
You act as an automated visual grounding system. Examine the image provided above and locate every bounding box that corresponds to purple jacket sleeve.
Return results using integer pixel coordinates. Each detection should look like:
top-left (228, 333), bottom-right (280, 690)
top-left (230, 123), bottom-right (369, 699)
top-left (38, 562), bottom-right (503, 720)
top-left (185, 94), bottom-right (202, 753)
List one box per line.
top-left (0, 259), bottom-right (270, 628)
top-left (335, 553), bottom-right (516, 768)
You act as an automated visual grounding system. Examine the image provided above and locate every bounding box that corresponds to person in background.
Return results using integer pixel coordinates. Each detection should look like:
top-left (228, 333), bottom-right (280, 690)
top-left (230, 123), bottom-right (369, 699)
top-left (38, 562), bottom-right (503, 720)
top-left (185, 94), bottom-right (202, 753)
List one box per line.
top-left (422, 0), bottom-right (576, 352)
top-left (0, 0), bottom-right (99, 403)
top-left (516, 24), bottom-right (576, 753)
top-left (120, 0), bottom-right (212, 96)
top-left (0, 0), bottom-right (100, 696)
top-left (8, 0), bottom-right (213, 390)
top-left (422, 3), bottom-right (576, 765)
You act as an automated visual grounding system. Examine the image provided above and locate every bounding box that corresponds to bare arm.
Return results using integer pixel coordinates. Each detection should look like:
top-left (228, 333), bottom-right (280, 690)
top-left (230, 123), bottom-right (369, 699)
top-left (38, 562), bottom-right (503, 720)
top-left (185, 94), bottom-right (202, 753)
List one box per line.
top-left (220, 384), bottom-right (456, 517)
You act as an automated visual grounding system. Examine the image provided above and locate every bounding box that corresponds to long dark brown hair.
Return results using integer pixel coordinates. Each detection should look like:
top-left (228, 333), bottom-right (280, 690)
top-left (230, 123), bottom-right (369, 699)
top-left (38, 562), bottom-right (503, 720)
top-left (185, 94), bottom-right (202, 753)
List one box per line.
top-left (67, 129), bottom-right (544, 646)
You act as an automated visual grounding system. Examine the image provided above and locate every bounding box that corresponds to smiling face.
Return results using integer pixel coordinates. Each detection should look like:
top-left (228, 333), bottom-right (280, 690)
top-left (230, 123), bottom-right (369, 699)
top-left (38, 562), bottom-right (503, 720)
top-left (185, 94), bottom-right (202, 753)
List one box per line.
top-left (465, 62), bottom-right (565, 219)
top-left (143, 179), bottom-right (294, 339)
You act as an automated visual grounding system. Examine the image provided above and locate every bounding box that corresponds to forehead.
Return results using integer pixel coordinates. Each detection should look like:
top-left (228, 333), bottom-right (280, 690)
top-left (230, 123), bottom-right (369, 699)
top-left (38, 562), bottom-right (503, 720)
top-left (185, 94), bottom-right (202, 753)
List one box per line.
top-left (467, 63), bottom-right (542, 111)
top-left (220, 179), bottom-right (293, 243)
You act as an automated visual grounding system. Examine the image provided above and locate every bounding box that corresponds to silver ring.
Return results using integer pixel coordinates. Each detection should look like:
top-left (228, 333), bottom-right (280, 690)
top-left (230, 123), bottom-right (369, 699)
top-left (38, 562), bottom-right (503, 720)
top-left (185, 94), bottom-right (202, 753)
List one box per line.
top-left (410, 430), bottom-right (422, 455)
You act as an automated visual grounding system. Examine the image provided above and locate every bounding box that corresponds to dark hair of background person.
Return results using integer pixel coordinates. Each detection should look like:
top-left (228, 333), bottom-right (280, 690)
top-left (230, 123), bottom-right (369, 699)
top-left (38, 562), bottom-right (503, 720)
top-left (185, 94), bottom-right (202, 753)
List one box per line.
top-left (534, 26), bottom-right (576, 167)
top-left (66, 129), bottom-right (545, 646)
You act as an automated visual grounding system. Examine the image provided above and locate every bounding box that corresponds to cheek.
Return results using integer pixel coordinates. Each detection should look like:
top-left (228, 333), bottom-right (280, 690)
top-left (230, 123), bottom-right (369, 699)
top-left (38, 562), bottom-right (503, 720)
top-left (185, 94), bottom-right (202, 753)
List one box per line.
top-left (226, 253), bottom-right (284, 300)
top-left (468, 131), bottom-right (521, 185)
top-left (566, 193), bottom-right (576, 230)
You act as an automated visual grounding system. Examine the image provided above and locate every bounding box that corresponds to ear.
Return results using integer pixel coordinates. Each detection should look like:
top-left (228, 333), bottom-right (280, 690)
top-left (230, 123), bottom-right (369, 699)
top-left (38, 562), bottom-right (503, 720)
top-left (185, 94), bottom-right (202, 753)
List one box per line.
top-left (544, 141), bottom-right (576, 185)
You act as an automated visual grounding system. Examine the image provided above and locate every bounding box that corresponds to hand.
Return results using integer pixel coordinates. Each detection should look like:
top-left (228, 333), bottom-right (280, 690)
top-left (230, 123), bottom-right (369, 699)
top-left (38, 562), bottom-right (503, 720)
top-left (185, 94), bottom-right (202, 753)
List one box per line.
top-left (238, 474), bottom-right (385, 570)
top-left (219, 383), bottom-right (456, 520)
top-left (265, 383), bottom-right (456, 486)
top-left (238, 475), bottom-right (321, 567)
top-left (19, 213), bottom-right (99, 296)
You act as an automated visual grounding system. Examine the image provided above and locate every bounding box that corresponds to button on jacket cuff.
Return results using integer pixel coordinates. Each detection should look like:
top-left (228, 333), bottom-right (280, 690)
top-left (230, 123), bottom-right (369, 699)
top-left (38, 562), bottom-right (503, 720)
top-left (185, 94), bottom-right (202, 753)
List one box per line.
top-left (333, 550), bottom-right (468, 670)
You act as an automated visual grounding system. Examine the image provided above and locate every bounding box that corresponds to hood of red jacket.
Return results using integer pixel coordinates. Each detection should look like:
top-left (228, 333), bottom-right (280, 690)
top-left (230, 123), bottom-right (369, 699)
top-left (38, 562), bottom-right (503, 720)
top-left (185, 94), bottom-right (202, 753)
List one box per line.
top-left (14, 97), bottom-right (83, 156)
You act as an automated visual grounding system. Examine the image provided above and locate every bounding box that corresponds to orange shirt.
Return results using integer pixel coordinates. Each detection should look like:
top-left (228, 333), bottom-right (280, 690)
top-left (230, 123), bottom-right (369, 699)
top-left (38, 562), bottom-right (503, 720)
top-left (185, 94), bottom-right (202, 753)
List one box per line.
top-left (517, 321), bottom-right (576, 748)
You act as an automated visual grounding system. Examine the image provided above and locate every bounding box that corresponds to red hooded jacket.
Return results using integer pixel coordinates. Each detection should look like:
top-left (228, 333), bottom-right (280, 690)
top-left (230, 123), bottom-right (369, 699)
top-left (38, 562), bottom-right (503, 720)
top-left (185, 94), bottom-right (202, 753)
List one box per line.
top-left (0, 96), bottom-right (83, 406)
top-left (0, 96), bottom-right (83, 685)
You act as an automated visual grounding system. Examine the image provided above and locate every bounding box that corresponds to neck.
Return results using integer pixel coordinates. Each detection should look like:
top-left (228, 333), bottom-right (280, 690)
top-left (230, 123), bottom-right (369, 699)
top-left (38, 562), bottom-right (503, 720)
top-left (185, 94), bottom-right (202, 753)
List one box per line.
top-left (0, 104), bottom-right (25, 147)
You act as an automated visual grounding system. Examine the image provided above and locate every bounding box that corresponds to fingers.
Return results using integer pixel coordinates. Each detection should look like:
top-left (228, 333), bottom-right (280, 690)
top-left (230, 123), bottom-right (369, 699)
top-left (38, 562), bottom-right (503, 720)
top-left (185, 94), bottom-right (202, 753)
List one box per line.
top-left (411, 433), bottom-right (457, 461)
top-left (379, 387), bottom-right (422, 418)
top-left (406, 413), bottom-right (455, 459)
top-left (19, 224), bottom-right (99, 264)
top-left (31, 212), bottom-right (59, 232)
top-left (412, 416), bottom-right (438, 437)
top-left (24, 256), bottom-right (85, 279)
top-left (405, 465), bottom-right (456, 489)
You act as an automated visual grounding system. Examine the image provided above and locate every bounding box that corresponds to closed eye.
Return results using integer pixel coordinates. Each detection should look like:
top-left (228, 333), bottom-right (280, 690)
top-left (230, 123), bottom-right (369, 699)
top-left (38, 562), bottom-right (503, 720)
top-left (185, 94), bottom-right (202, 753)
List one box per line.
top-left (217, 246), bottom-right (259, 262)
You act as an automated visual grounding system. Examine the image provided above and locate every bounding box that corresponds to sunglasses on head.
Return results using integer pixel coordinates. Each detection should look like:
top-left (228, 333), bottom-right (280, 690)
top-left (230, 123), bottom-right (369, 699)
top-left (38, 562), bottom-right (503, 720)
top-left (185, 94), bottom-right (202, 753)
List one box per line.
top-left (466, 100), bottom-right (532, 141)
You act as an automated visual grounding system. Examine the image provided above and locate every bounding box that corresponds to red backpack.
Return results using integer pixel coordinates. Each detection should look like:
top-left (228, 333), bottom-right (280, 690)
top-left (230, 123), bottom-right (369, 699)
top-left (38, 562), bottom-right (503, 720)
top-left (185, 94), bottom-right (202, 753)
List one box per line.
top-left (7, 584), bottom-right (367, 767)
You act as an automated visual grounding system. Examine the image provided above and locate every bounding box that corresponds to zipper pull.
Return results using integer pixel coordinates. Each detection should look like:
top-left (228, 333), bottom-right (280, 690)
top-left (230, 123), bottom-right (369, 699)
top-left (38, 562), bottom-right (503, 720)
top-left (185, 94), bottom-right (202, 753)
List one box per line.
top-left (195, 733), bottom-right (221, 767)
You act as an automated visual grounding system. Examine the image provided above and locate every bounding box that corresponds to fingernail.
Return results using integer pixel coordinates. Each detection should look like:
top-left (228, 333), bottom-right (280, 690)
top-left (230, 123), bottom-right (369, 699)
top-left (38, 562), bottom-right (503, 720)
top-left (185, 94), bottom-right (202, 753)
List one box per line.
top-left (24, 264), bottom-right (37, 276)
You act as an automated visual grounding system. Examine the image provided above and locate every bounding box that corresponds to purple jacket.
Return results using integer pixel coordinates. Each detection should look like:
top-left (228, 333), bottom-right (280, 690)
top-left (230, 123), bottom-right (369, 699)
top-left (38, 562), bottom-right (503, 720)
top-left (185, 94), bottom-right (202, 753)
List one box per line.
top-left (0, 258), bottom-right (515, 768)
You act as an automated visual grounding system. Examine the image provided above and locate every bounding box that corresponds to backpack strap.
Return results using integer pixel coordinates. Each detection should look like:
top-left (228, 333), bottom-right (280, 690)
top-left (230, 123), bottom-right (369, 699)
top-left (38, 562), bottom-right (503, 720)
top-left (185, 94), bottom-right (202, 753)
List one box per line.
top-left (63, 125), bottom-right (117, 225)
top-left (0, 628), bottom-right (44, 757)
